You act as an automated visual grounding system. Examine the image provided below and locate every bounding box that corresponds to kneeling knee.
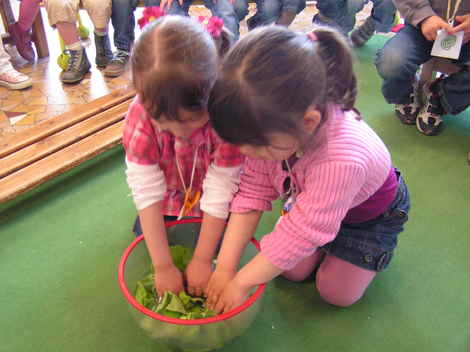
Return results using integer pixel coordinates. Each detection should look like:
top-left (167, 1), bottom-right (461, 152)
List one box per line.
top-left (316, 275), bottom-right (364, 308)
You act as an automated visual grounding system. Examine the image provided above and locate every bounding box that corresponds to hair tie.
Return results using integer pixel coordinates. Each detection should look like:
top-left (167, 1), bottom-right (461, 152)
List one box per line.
top-left (138, 6), bottom-right (165, 29)
top-left (198, 16), bottom-right (224, 38)
top-left (307, 31), bottom-right (318, 42)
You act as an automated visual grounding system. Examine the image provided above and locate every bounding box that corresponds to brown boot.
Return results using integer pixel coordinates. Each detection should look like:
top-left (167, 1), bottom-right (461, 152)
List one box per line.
top-left (276, 10), bottom-right (297, 26)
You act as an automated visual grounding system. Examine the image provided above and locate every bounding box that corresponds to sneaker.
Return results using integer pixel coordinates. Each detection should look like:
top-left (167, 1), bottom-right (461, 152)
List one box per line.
top-left (8, 22), bottom-right (35, 62)
top-left (60, 48), bottom-right (91, 84)
top-left (416, 81), bottom-right (445, 136)
top-left (394, 80), bottom-right (420, 125)
top-left (350, 16), bottom-right (376, 47)
top-left (104, 50), bottom-right (130, 77)
top-left (0, 67), bottom-right (32, 90)
top-left (94, 33), bottom-right (113, 68)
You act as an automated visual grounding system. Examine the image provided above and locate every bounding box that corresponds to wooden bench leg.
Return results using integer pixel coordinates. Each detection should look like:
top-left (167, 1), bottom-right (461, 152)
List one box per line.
top-left (31, 9), bottom-right (49, 59)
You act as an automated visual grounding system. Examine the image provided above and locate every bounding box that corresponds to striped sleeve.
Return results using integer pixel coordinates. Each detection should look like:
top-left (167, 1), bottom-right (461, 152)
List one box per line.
top-left (230, 158), bottom-right (279, 213)
top-left (260, 161), bottom-right (366, 270)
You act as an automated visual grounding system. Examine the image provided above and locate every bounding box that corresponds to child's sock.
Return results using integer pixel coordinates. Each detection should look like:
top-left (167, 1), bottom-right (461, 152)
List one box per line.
top-left (65, 41), bottom-right (83, 51)
top-left (94, 29), bottom-right (108, 37)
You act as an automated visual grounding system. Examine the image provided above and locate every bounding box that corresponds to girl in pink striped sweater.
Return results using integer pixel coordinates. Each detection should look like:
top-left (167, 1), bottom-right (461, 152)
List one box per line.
top-left (205, 25), bottom-right (410, 313)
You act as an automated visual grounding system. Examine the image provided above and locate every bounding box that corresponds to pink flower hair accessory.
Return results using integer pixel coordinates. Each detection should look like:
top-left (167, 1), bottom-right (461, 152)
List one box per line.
top-left (138, 6), bottom-right (166, 29)
top-left (198, 16), bottom-right (224, 38)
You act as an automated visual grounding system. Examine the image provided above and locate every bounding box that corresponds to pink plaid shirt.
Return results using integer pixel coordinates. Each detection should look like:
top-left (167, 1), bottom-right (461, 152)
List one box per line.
top-left (123, 96), bottom-right (243, 217)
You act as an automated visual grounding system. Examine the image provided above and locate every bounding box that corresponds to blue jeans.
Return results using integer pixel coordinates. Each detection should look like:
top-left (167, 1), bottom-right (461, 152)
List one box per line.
top-left (144, 0), bottom-right (246, 39)
top-left (316, 0), bottom-right (395, 33)
top-left (321, 170), bottom-right (410, 272)
top-left (248, 0), bottom-right (305, 27)
top-left (375, 24), bottom-right (470, 115)
top-left (111, 0), bottom-right (139, 52)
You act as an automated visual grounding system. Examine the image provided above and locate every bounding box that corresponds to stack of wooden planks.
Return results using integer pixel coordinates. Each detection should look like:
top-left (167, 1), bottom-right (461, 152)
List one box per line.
top-left (0, 87), bottom-right (135, 203)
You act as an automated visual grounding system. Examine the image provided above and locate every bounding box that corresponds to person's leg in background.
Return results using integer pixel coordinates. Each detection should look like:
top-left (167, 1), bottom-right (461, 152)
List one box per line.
top-left (8, 0), bottom-right (40, 62)
top-left (247, 0), bottom-right (281, 30)
top-left (417, 43), bottom-right (470, 135)
top-left (43, 0), bottom-right (92, 83)
top-left (233, 0), bottom-right (249, 30)
top-left (105, 0), bottom-right (139, 77)
top-left (143, 0), bottom-right (190, 17)
top-left (375, 24), bottom-right (432, 126)
top-left (313, 0), bottom-right (364, 35)
top-left (0, 40), bottom-right (32, 89)
top-left (276, 0), bottom-right (305, 26)
top-left (204, 0), bottom-right (242, 40)
top-left (350, 0), bottom-right (396, 47)
top-left (81, 0), bottom-right (113, 69)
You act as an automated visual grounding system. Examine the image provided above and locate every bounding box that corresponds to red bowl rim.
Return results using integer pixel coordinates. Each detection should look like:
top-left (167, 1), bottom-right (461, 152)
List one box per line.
top-left (118, 218), bottom-right (266, 325)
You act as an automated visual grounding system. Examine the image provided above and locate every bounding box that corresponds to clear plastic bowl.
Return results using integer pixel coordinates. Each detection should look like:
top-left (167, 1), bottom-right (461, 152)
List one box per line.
top-left (118, 218), bottom-right (266, 352)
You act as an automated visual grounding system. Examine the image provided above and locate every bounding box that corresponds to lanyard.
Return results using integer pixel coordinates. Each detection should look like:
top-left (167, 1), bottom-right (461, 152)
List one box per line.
top-left (447, 0), bottom-right (462, 24)
top-left (281, 159), bottom-right (298, 216)
top-left (175, 146), bottom-right (201, 220)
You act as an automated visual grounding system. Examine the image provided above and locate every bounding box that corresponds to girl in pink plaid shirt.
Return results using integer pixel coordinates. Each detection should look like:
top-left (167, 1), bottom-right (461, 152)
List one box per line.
top-left (123, 16), bottom-right (242, 298)
top-left (206, 26), bottom-right (410, 312)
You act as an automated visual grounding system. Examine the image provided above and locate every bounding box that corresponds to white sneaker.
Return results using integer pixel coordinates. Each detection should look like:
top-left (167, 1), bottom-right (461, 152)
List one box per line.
top-left (0, 67), bottom-right (32, 90)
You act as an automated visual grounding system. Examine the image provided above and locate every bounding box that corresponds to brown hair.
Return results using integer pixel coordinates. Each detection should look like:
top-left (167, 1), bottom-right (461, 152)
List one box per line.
top-left (208, 25), bottom-right (357, 146)
top-left (131, 16), bottom-right (232, 121)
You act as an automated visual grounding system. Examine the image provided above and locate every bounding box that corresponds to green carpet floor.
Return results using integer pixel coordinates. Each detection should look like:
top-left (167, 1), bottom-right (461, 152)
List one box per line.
top-left (1, 35), bottom-right (469, 352)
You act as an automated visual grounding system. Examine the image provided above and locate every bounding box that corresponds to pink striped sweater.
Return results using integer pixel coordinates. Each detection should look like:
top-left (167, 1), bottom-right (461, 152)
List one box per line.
top-left (230, 105), bottom-right (395, 271)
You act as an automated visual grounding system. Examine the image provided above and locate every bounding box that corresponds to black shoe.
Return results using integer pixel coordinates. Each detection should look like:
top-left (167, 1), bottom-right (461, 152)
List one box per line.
top-left (416, 81), bottom-right (445, 136)
top-left (60, 48), bottom-right (91, 84)
top-left (394, 80), bottom-right (420, 125)
top-left (94, 33), bottom-right (113, 68)
top-left (104, 50), bottom-right (130, 77)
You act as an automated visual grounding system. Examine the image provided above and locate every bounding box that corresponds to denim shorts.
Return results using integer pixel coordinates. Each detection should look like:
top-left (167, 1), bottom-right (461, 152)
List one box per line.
top-left (320, 171), bottom-right (410, 272)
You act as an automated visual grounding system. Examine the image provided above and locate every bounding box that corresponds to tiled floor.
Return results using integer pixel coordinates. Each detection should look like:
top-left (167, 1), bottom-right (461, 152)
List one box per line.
top-left (0, 3), bottom-right (373, 141)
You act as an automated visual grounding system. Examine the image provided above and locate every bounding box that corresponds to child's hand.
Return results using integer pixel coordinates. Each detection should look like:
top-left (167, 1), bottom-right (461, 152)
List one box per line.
top-left (206, 267), bottom-right (236, 309)
top-left (421, 15), bottom-right (453, 41)
top-left (185, 257), bottom-right (213, 297)
top-left (154, 264), bottom-right (184, 297)
top-left (211, 278), bottom-right (251, 314)
top-left (448, 15), bottom-right (470, 43)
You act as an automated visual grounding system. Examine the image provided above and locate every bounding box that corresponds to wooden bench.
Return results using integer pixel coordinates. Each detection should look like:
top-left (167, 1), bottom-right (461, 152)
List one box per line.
top-left (0, 87), bottom-right (136, 203)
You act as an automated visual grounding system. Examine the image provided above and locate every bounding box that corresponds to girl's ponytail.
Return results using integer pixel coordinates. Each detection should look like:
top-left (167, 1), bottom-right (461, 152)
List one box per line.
top-left (313, 27), bottom-right (357, 111)
top-left (213, 27), bottom-right (233, 57)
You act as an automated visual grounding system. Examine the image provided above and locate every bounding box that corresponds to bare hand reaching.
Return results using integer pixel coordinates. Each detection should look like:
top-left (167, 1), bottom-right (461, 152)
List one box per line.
top-left (154, 264), bottom-right (184, 298)
top-left (185, 257), bottom-right (213, 297)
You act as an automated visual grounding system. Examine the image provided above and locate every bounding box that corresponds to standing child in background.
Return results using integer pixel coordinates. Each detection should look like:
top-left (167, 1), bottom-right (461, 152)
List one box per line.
top-left (205, 26), bottom-right (410, 312)
top-left (123, 16), bottom-right (242, 298)
top-left (43, 0), bottom-right (112, 83)
top-left (104, 0), bottom-right (139, 77)
top-left (246, 0), bottom-right (306, 30)
top-left (8, 0), bottom-right (41, 62)
top-left (0, 39), bottom-right (32, 89)
top-left (144, 0), bottom-right (247, 41)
